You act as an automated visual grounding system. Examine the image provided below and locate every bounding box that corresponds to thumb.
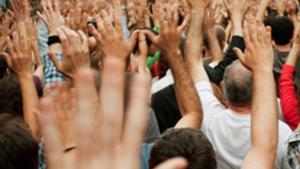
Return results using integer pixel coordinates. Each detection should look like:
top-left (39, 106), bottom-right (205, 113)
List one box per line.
top-left (233, 47), bottom-right (245, 63)
top-left (0, 52), bottom-right (12, 67)
top-left (48, 52), bottom-right (62, 71)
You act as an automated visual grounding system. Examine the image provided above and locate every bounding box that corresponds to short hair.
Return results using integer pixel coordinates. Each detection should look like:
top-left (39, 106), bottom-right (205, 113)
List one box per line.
top-left (223, 61), bottom-right (253, 106)
top-left (270, 16), bottom-right (294, 45)
top-left (0, 75), bottom-right (23, 116)
top-left (149, 128), bottom-right (216, 169)
top-left (0, 113), bottom-right (39, 169)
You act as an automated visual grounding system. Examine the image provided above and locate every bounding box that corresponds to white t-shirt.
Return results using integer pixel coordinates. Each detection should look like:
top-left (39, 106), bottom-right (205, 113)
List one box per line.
top-left (196, 81), bottom-right (292, 169)
top-left (151, 70), bottom-right (173, 94)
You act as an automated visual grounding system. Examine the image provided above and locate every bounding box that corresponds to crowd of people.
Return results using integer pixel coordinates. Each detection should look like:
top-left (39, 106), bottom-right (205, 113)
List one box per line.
top-left (1, 0), bottom-right (300, 169)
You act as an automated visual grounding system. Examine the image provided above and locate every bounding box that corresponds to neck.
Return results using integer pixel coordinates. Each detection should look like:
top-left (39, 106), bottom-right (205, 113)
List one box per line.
top-left (228, 104), bottom-right (251, 115)
top-left (275, 43), bottom-right (291, 52)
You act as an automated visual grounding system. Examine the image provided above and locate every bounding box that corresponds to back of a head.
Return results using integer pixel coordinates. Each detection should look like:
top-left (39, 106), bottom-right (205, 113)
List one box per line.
top-left (270, 16), bottom-right (294, 45)
top-left (0, 113), bottom-right (38, 169)
top-left (223, 61), bottom-right (253, 107)
top-left (0, 75), bottom-right (23, 116)
top-left (149, 128), bottom-right (216, 169)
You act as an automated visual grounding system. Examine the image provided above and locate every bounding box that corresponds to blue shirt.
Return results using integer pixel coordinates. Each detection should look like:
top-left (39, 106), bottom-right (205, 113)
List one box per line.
top-left (141, 144), bottom-right (153, 169)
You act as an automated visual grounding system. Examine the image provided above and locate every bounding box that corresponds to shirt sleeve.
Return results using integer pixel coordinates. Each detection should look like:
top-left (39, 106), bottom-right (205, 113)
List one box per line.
top-left (43, 53), bottom-right (65, 85)
top-left (279, 65), bottom-right (300, 130)
top-left (205, 36), bottom-right (245, 86)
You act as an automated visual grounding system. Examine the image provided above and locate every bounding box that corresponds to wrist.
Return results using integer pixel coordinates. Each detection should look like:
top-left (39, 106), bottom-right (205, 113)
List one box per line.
top-left (18, 73), bottom-right (33, 80)
top-left (253, 67), bottom-right (273, 75)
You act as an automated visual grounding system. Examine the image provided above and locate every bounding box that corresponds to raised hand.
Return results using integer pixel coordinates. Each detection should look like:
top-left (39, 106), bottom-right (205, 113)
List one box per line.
top-left (37, 0), bottom-right (65, 35)
top-left (143, 3), bottom-right (190, 58)
top-left (3, 31), bottom-right (33, 77)
top-left (39, 61), bottom-right (152, 169)
top-left (49, 27), bottom-right (90, 79)
top-left (233, 20), bottom-right (273, 72)
top-left (224, 0), bottom-right (252, 20)
top-left (127, 0), bottom-right (148, 29)
top-left (88, 7), bottom-right (138, 60)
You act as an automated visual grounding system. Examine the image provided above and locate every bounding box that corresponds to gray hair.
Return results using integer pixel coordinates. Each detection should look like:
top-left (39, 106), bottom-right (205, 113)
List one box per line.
top-left (223, 61), bottom-right (253, 106)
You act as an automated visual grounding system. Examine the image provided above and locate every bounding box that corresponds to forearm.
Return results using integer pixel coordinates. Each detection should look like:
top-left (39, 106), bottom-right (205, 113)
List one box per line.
top-left (286, 45), bottom-right (299, 66)
top-left (19, 75), bottom-right (41, 141)
top-left (252, 70), bottom-right (278, 158)
top-left (184, 10), bottom-right (205, 66)
top-left (279, 65), bottom-right (300, 130)
top-left (184, 9), bottom-right (209, 83)
top-left (167, 50), bottom-right (202, 121)
top-left (232, 15), bottom-right (243, 37)
top-left (207, 29), bottom-right (223, 62)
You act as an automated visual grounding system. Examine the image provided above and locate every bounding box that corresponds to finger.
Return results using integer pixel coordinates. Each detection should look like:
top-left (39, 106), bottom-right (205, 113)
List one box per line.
top-left (0, 52), bottom-right (11, 67)
top-left (37, 11), bottom-right (49, 28)
top-left (57, 28), bottom-right (70, 54)
top-left (98, 58), bottom-right (125, 156)
top-left (153, 157), bottom-right (188, 169)
top-left (122, 73), bottom-right (151, 169)
top-left (256, 20), bottom-right (264, 43)
top-left (129, 30), bottom-right (139, 52)
top-left (142, 30), bottom-right (158, 45)
top-left (177, 14), bottom-right (190, 33)
top-left (243, 21), bottom-right (253, 49)
top-left (88, 24), bottom-right (103, 44)
top-left (74, 68), bottom-right (99, 160)
top-left (138, 32), bottom-right (147, 52)
top-left (48, 52), bottom-right (63, 72)
top-left (233, 47), bottom-right (246, 63)
top-left (248, 20), bottom-right (258, 44)
top-left (39, 97), bottom-right (64, 169)
top-left (265, 26), bottom-right (272, 46)
top-left (12, 31), bottom-right (20, 53)
top-left (78, 30), bottom-right (89, 50)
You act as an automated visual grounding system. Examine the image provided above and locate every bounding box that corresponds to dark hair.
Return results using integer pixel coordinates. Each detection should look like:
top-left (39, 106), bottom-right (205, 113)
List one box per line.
top-left (223, 61), bottom-right (253, 106)
top-left (0, 75), bottom-right (23, 116)
top-left (0, 113), bottom-right (39, 169)
top-left (149, 128), bottom-right (216, 169)
top-left (270, 16), bottom-right (294, 45)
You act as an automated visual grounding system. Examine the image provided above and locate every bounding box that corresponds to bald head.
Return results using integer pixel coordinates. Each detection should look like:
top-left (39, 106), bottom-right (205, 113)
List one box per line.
top-left (223, 61), bottom-right (253, 107)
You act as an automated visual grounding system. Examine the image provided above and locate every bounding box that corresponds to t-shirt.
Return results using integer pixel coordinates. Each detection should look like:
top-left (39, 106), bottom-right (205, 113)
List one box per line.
top-left (273, 49), bottom-right (300, 95)
top-left (196, 81), bottom-right (292, 169)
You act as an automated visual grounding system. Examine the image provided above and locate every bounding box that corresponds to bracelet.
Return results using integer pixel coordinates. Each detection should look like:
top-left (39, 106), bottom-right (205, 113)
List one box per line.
top-left (47, 35), bottom-right (61, 46)
top-left (64, 146), bottom-right (77, 153)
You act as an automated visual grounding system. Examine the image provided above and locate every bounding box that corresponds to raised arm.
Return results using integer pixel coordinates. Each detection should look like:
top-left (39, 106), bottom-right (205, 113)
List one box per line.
top-left (144, 2), bottom-right (202, 129)
top-left (204, 3), bottom-right (223, 64)
top-left (5, 0), bottom-right (41, 141)
top-left (279, 30), bottom-right (300, 130)
top-left (203, 0), bottom-right (249, 85)
top-left (234, 20), bottom-right (278, 169)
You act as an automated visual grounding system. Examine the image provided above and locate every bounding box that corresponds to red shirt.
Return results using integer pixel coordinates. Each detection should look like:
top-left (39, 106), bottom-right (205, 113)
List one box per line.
top-left (279, 65), bottom-right (300, 130)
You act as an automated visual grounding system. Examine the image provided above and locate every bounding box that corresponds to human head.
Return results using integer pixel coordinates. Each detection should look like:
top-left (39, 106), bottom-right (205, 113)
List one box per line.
top-left (223, 61), bottom-right (253, 107)
top-left (0, 75), bottom-right (23, 116)
top-left (149, 128), bottom-right (216, 169)
top-left (0, 113), bottom-right (39, 169)
top-left (270, 16), bottom-right (294, 45)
